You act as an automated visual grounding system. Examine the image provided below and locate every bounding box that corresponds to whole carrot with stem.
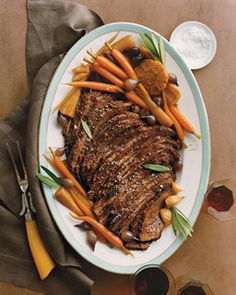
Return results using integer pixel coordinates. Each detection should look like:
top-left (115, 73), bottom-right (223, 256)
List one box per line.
top-left (162, 91), bottom-right (185, 141)
top-left (43, 154), bottom-right (55, 168)
top-left (69, 189), bottom-right (95, 219)
top-left (168, 105), bottom-right (201, 139)
top-left (48, 148), bottom-right (87, 197)
top-left (71, 214), bottom-right (133, 255)
top-left (105, 42), bottom-right (138, 80)
top-left (92, 63), bottom-right (125, 88)
top-left (70, 187), bottom-right (93, 209)
top-left (69, 190), bottom-right (106, 243)
top-left (86, 50), bottom-right (128, 80)
top-left (72, 33), bottom-right (120, 73)
top-left (55, 187), bottom-right (83, 216)
top-left (36, 170), bottom-right (84, 217)
top-left (136, 85), bottom-right (173, 127)
top-left (65, 81), bottom-right (124, 94)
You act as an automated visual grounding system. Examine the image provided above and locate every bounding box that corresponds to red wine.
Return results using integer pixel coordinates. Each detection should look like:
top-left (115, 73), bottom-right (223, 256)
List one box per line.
top-left (207, 185), bottom-right (234, 212)
top-left (134, 267), bottom-right (170, 295)
top-left (179, 285), bottom-right (206, 295)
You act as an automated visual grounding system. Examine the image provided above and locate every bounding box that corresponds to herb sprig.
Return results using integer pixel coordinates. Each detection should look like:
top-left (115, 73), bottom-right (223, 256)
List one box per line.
top-left (40, 165), bottom-right (62, 186)
top-left (140, 32), bottom-right (166, 64)
top-left (143, 163), bottom-right (171, 172)
top-left (36, 173), bottom-right (60, 189)
top-left (36, 165), bottom-right (62, 189)
top-left (172, 206), bottom-right (194, 239)
top-left (81, 119), bottom-right (92, 139)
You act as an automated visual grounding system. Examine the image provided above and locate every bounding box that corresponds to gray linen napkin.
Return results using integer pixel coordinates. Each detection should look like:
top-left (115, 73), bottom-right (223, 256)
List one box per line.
top-left (0, 0), bottom-right (103, 294)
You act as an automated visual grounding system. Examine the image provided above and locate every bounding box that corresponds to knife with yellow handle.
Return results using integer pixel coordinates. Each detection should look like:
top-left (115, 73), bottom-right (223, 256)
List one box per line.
top-left (7, 142), bottom-right (55, 280)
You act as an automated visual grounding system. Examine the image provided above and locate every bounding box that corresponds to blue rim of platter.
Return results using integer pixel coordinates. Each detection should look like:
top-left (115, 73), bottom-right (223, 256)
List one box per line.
top-left (38, 22), bottom-right (211, 274)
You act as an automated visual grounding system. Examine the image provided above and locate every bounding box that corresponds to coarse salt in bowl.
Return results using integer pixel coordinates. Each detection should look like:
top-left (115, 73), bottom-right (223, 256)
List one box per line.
top-left (170, 21), bottom-right (217, 70)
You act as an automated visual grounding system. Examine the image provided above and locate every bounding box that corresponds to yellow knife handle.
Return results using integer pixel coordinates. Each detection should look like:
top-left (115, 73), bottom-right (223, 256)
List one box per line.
top-left (25, 220), bottom-right (55, 279)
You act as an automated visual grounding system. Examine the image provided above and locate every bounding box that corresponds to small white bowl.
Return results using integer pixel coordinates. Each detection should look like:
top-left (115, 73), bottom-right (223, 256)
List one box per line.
top-left (170, 21), bottom-right (217, 70)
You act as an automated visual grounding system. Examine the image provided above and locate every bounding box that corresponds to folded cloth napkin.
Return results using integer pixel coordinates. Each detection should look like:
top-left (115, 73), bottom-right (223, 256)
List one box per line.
top-left (0, 0), bottom-right (103, 294)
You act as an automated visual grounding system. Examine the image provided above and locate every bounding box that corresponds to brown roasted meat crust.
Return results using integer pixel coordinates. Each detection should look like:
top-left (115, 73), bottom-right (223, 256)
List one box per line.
top-left (64, 91), bottom-right (181, 250)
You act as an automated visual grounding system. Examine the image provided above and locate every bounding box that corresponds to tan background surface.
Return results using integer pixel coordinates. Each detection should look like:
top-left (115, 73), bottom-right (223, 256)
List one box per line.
top-left (1, 0), bottom-right (236, 294)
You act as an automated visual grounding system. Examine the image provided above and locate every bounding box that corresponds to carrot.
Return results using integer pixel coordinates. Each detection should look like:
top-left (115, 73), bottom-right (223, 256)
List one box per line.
top-left (71, 215), bottom-right (132, 255)
top-left (86, 51), bottom-right (128, 80)
top-left (162, 91), bottom-right (185, 141)
top-left (70, 187), bottom-right (93, 209)
top-left (73, 34), bottom-right (120, 73)
top-left (65, 81), bottom-right (123, 94)
top-left (69, 189), bottom-right (107, 243)
top-left (169, 105), bottom-right (201, 139)
top-left (49, 148), bottom-right (87, 197)
top-left (68, 192), bottom-right (106, 243)
top-left (136, 84), bottom-right (173, 127)
top-left (55, 187), bottom-right (83, 216)
top-left (69, 189), bottom-right (95, 219)
top-left (106, 43), bottom-right (138, 80)
top-left (125, 91), bottom-right (146, 108)
top-left (43, 154), bottom-right (55, 168)
top-left (93, 63), bottom-right (125, 88)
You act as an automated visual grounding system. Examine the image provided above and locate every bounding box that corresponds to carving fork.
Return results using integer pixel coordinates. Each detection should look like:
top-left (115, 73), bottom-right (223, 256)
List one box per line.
top-left (7, 141), bottom-right (55, 279)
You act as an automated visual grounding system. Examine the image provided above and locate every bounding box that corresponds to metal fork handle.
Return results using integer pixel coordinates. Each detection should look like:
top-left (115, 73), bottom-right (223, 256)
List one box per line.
top-left (7, 142), bottom-right (34, 217)
top-left (20, 192), bottom-right (33, 221)
top-left (19, 194), bottom-right (27, 216)
top-left (28, 191), bottom-right (36, 213)
top-left (19, 192), bottom-right (36, 217)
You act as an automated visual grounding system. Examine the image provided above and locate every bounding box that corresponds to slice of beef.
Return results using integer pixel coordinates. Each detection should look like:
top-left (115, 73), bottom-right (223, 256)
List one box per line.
top-left (124, 194), bottom-right (167, 250)
top-left (129, 188), bottom-right (171, 238)
top-left (124, 241), bottom-right (151, 251)
top-left (138, 198), bottom-right (165, 242)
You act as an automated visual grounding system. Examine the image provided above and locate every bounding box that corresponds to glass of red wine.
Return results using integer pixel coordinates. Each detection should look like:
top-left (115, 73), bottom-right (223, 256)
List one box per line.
top-left (176, 276), bottom-right (213, 295)
top-left (129, 264), bottom-right (176, 295)
top-left (204, 178), bottom-right (235, 221)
